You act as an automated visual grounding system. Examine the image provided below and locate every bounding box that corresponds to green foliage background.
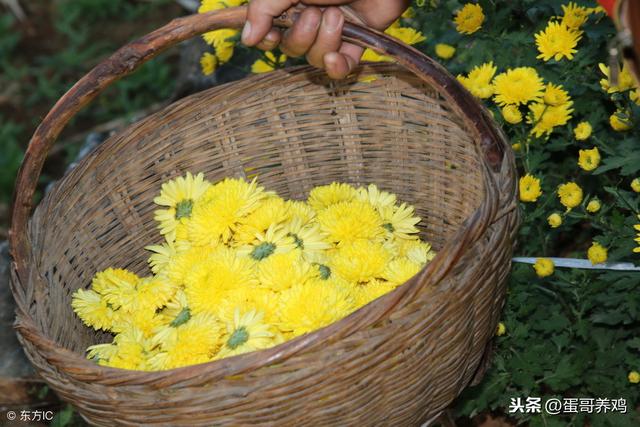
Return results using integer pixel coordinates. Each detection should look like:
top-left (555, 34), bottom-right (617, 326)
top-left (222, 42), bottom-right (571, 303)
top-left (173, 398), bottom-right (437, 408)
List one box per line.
top-left (1, 0), bottom-right (639, 425)
top-left (0, 0), bottom-right (177, 212)
top-left (404, 1), bottom-right (640, 425)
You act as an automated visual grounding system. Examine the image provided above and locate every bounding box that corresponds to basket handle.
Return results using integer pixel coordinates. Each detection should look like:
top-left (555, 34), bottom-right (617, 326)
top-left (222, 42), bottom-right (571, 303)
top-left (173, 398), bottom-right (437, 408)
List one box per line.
top-left (9, 5), bottom-right (506, 287)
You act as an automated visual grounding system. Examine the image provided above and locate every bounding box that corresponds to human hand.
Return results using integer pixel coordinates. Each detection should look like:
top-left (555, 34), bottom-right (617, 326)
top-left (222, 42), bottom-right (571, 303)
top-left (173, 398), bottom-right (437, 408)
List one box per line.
top-left (242, 0), bottom-right (410, 79)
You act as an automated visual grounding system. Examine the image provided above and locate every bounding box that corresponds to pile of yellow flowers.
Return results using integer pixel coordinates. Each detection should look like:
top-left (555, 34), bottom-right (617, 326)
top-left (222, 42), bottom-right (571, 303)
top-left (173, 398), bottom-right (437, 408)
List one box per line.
top-left (72, 173), bottom-right (435, 371)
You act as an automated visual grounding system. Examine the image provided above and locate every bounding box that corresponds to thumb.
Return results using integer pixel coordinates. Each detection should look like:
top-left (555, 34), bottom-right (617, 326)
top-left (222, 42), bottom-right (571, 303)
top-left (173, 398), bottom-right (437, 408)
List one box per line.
top-left (243, 0), bottom-right (299, 46)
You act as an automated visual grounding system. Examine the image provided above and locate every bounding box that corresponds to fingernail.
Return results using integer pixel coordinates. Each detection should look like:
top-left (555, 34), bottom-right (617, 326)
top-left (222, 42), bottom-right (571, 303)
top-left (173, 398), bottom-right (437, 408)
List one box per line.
top-left (265, 31), bottom-right (278, 42)
top-left (303, 12), bottom-right (321, 31)
top-left (241, 21), bottom-right (252, 44)
top-left (324, 9), bottom-right (342, 31)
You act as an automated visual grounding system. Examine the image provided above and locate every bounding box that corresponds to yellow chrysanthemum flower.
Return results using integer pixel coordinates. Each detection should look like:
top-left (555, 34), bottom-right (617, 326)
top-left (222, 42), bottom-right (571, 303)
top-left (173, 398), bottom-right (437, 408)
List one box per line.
top-left (457, 61), bottom-right (497, 99)
top-left (103, 328), bottom-right (151, 371)
top-left (72, 289), bottom-right (117, 331)
top-left (362, 26), bottom-right (426, 62)
top-left (198, 0), bottom-right (246, 14)
top-left (547, 213), bottom-right (562, 228)
top-left (557, 182), bottom-right (583, 210)
top-left (331, 239), bottom-right (391, 283)
top-left (202, 29), bottom-right (238, 63)
top-left (382, 257), bottom-right (422, 285)
top-left (257, 250), bottom-right (314, 292)
top-left (216, 287), bottom-right (279, 326)
top-left (279, 279), bottom-right (355, 336)
top-left (454, 3), bottom-right (485, 35)
top-left (96, 270), bottom-right (140, 311)
top-left (308, 182), bottom-right (357, 211)
top-left (153, 172), bottom-right (210, 243)
top-left (519, 174), bottom-right (542, 203)
top-left (234, 196), bottom-right (291, 244)
top-left (598, 63), bottom-right (637, 93)
top-left (86, 342), bottom-right (118, 365)
top-left (493, 67), bottom-right (544, 106)
top-left (200, 52), bottom-right (218, 76)
top-left (586, 199), bottom-right (601, 213)
top-left (286, 200), bottom-right (315, 224)
top-left (527, 101), bottom-right (574, 138)
top-left (543, 83), bottom-right (571, 106)
top-left (350, 279), bottom-right (398, 308)
top-left (587, 242), bottom-right (608, 265)
top-left (252, 51), bottom-right (287, 73)
top-left (157, 289), bottom-right (189, 323)
top-left (282, 218), bottom-right (331, 261)
top-left (112, 305), bottom-right (165, 338)
top-left (435, 43), bottom-right (456, 59)
top-left (634, 215), bottom-right (640, 253)
top-left (356, 183), bottom-right (396, 211)
top-left (386, 26), bottom-right (427, 45)
top-left (379, 203), bottom-right (421, 240)
top-left (496, 322), bottom-right (506, 336)
top-left (629, 371), bottom-right (640, 384)
top-left (160, 246), bottom-right (215, 287)
top-left (90, 268), bottom-right (139, 296)
top-left (631, 178), bottom-right (640, 193)
top-left (149, 313), bottom-right (221, 370)
top-left (396, 239), bottom-right (436, 265)
top-left (535, 21), bottom-right (582, 62)
top-left (501, 105), bottom-right (523, 124)
top-left (533, 258), bottom-right (554, 278)
top-left (184, 248), bottom-right (258, 315)
top-left (145, 241), bottom-right (191, 276)
top-left (578, 147), bottom-right (601, 172)
top-left (187, 178), bottom-right (266, 246)
top-left (317, 200), bottom-right (384, 244)
top-left (401, 6), bottom-right (414, 19)
top-left (217, 309), bottom-right (280, 358)
top-left (138, 276), bottom-right (178, 310)
top-left (561, 2), bottom-right (590, 30)
top-left (574, 121), bottom-right (592, 140)
top-left (236, 224), bottom-right (297, 261)
top-left (610, 109), bottom-right (633, 131)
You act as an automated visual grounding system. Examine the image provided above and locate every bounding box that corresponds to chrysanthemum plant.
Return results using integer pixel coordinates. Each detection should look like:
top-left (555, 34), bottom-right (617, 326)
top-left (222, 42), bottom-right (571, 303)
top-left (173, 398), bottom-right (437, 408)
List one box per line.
top-left (406, 1), bottom-right (640, 425)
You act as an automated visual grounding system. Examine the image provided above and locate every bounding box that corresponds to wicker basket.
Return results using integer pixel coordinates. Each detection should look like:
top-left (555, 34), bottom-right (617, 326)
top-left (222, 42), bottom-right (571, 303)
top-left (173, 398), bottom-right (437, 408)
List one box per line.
top-left (9, 6), bottom-right (518, 426)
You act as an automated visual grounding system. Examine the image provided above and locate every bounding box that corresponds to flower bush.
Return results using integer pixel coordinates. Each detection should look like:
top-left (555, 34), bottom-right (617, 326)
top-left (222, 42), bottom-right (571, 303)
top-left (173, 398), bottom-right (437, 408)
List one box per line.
top-left (192, 0), bottom-right (640, 424)
top-left (406, 1), bottom-right (640, 425)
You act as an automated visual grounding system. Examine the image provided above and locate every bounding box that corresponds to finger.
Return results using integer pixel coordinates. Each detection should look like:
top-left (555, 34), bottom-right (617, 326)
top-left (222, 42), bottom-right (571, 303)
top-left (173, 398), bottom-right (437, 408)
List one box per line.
top-left (350, 0), bottom-right (411, 30)
top-left (256, 29), bottom-right (282, 51)
top-left (306, 7), bottom-right (343, 69)
top-left (243, 0), bottom-right (298, 46)
top-left (323, 52), bottom-right (355, 79)
top-left (280, 7), bottom-right (322, 57)
top-left (339, 42), bottom-right (364, 66)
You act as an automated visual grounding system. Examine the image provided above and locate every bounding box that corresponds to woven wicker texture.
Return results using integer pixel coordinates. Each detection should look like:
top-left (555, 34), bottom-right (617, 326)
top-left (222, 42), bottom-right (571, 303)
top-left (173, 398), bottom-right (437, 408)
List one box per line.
top-left (9, 8), bottom-right (519, 426)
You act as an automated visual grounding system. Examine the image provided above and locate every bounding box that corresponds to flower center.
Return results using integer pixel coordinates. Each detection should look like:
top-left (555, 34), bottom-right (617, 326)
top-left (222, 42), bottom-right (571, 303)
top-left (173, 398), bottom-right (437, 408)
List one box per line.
top-left (170, 307), bottom-right (191, 327)
top-left (251, 242), bottom-right (276, 260)
top-left (175, 199), bottom-right (194, 220)
top-left (288, 233), bottom-right (304, 249)
top-left (317, 264), bottom-right (331, 280)
top-left (227, 326), bottom-right (249, 349)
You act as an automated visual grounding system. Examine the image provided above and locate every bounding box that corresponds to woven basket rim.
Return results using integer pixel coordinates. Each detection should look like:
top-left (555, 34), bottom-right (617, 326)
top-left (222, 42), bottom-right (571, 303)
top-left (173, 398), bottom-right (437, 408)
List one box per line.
top-left (14, 63), bottom-right (503, 387)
